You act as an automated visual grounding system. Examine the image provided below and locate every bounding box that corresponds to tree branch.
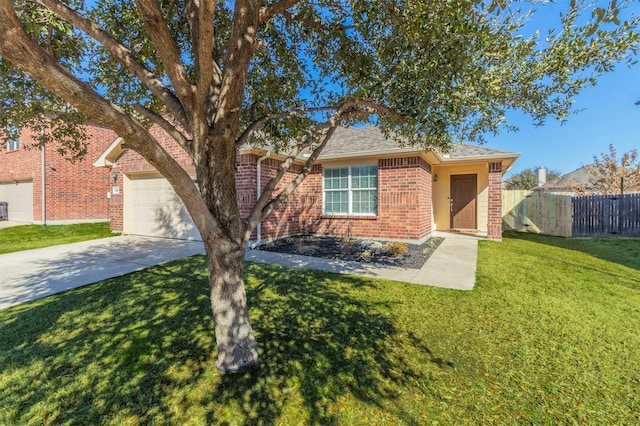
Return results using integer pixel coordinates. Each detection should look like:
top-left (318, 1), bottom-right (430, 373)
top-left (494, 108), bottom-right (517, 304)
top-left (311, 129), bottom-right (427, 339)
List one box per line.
top-left (185, 0), bottom-right (223, 116)
top-left (37, 0), bottom-right (188, 126)
top-left (242, 100), bottom-right (380, 242)
top-left (135, 0), bottom-right (195, 112)
top-left (281, 10), bottom-right (355, 32)
top-left (235, 105), bottom-right (337, 148)
top-left (0, 0), bottom-right (221, 239)
top-left (215, 0), bottom-right (260, 127)
top-left (258, 0), bottom-right (301, 23)
top-left (235, 99), bottom-right (397, 149)
top-left (257, 127), bottom-right (334, 217)
top-left (133, 104), bottom-right (193, 154)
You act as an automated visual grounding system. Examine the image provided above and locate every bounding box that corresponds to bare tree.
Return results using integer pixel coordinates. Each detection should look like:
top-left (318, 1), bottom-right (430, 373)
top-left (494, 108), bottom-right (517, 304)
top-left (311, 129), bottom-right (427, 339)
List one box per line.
top-left (573, 145), bottom-right (640, 195)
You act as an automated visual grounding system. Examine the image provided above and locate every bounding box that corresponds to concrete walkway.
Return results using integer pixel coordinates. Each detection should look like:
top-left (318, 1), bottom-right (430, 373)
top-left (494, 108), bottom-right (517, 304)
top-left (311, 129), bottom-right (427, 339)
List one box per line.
top-left (0, 232), bottom-right (479, 310)
top-left (0, 220), bottom-right (29, 229)
top-left (246, 231), bottom-right (478, 290)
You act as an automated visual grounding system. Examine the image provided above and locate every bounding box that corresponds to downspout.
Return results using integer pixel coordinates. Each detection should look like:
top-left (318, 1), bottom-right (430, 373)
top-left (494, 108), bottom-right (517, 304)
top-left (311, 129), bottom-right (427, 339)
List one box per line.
top-left (254, 150), bottom-right (271, 247)
top-left (40, 127), bottom-right (46, 226)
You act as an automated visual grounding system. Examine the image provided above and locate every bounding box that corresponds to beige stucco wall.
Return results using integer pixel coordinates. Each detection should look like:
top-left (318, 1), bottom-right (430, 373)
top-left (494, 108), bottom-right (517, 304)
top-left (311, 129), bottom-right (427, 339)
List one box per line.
top-left (432, 162), bottom-right (489, 234)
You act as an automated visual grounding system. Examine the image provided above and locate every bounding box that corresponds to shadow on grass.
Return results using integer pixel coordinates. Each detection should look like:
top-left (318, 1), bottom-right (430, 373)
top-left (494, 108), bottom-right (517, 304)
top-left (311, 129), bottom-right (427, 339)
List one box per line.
top-left (211, 262), bottom-right (424, 425)
top-left (0, 256), bottom-right (432, 424)
top-left (503, 231), bottom-right (640, 271)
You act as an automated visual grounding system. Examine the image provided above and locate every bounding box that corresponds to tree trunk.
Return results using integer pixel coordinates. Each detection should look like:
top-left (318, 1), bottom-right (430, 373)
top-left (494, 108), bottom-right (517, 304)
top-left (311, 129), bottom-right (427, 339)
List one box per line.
top-left (205, 233), bottom-right (259, 372)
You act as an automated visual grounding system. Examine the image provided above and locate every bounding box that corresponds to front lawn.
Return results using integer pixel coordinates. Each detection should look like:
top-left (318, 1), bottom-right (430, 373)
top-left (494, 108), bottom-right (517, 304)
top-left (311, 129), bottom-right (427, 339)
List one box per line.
top-left (0, 222), bottom-right (116, 254)
top-left (0, 232), bottom-right (638, 424)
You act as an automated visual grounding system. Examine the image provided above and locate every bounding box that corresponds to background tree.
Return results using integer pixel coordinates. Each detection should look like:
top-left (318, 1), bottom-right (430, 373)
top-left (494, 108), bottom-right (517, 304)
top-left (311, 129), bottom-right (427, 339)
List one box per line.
top-left (506, 166), bottom-right (562, 190)
top-left (1, 0), bottom-right (638, 371)
top-left (573, 144), bottom-right (640, 195)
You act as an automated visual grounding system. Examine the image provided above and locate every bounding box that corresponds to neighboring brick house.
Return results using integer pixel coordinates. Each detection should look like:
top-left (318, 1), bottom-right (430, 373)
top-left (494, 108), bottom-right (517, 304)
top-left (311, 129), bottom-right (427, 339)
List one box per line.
top-left (95, 126), bottom-right (519, 242)
top-left (0, 123), bottom-right (116, 224)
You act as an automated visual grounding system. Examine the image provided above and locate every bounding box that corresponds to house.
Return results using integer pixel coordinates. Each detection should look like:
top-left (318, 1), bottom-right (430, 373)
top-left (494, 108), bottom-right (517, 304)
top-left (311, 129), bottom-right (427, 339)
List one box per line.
top-left (0, 123), bottom-right (116, 223)
top-left (537, 165), bottom-right (595, 195)
top-left (95, 126), bottom-right (519, 242)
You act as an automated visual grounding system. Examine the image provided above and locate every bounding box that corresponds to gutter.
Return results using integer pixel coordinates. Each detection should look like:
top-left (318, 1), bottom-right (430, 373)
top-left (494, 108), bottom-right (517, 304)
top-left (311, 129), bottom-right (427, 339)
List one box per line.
top-left (40, 127), bottom-right (46, 226)
top-left (254, 150), bottom-right (271, 246)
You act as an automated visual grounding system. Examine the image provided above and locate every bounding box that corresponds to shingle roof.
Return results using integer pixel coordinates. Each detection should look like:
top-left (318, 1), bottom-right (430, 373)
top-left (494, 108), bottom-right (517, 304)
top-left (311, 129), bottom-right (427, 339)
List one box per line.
top-left (543, 165), bottom-right (595, 190)
top-left (319, 126), bottom-right (400, 156)
top-left (446, 144), bottom-right (513, 158)
top-left (319, 126), bottom-right (517, 160)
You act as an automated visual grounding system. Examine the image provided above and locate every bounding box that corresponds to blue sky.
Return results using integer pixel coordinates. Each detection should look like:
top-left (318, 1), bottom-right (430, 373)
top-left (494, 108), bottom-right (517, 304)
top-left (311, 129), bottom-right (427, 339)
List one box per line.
top-left (486, 1), bottom-right (640, 178)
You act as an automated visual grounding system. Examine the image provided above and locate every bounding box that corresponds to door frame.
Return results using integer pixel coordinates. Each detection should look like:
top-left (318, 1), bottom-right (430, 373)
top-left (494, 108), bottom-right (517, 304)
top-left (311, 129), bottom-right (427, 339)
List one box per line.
top-left (449, 174), bottom-right (477, 230)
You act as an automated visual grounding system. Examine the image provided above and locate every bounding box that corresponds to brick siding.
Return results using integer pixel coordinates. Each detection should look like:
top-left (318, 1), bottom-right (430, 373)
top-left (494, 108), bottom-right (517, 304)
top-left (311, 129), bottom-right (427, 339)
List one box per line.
top-left (0, 123), bottom-right (116, 223)
top-left (487, 162), bottom-right (503, 240)
top-left (250, 156), bottom-right (433, 243)
top-left (110, 132), bottom-right (435, 243)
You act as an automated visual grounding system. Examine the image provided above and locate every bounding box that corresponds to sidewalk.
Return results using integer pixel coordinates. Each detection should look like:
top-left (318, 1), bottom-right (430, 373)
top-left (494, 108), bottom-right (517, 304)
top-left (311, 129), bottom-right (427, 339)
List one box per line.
top-left (0, 233), bottom-right (479, 310)
top-left (0, 220), bottom-right (29, 229)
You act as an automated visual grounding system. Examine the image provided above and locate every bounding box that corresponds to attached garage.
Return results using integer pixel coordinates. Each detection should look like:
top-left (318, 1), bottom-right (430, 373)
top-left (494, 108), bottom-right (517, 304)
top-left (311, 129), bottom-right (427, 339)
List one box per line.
top-left (124, 173), bottom-right (201, 240)
top-left (0, 179), bottom-right (34, 222)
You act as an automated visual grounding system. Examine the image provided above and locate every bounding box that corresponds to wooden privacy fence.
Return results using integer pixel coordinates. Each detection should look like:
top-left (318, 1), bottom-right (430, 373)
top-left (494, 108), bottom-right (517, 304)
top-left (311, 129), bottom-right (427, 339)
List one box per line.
top-left (573, 193), bottom-right (640, 237)
top-left (502, 190), bottom-right (640, 237)
top-left (502, 190), bottom-right (572, 237)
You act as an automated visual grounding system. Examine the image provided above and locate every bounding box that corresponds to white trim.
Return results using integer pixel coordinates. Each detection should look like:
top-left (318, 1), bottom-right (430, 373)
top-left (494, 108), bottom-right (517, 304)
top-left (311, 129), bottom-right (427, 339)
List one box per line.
top-left (33, 218), bottom-right (110, 225)
top-left (322, 165), bottom-right (378, 216)
top-left (238, 146), bottom-right (519, 169)
top-left (93, 137), bottom-right (124, 168)
top-left (6, 139), bottom-right (19, 151)
top-left (255, 151), bottom-right (271, 244)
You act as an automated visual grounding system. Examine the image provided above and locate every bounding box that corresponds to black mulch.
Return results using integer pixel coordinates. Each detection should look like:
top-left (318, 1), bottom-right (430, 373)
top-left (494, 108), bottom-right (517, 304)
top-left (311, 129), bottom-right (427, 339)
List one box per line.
top-left (255, 235), bottom-right (443, 269)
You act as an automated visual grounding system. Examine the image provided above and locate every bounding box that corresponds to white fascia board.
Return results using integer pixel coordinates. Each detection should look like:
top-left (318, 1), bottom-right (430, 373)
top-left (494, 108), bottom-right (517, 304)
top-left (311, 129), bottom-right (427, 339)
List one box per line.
top-left (93, 137), bottom-right (124, 168)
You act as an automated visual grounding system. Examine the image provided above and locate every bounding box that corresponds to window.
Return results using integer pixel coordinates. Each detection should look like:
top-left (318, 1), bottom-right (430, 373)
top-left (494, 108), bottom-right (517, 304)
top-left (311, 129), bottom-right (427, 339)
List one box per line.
top-left (5, 126), bottom-right (19, 151)
top-left (7, 138), bottom-right (19, 151)
top-left (323, 165), bottom-right (378, 215)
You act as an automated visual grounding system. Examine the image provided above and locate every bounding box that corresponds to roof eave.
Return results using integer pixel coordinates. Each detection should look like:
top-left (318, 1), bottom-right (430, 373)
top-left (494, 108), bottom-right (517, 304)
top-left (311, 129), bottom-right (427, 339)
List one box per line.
top-left (241, 146), bottom-right (519, 168)
top-left (93, 137), bottom-right (124, 168)
top-left (316, 147), bottom-right (426, 161)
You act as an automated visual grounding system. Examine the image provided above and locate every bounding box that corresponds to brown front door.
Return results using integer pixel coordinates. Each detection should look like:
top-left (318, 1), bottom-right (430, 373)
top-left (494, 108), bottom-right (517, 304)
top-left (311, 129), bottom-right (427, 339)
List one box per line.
top-left (450, 174), bottom-right (477, 230)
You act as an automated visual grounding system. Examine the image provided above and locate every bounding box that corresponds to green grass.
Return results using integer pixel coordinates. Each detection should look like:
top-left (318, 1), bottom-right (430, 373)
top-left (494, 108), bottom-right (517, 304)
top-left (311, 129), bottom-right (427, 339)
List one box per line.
top-left (0, 222), bottom-right (116, 254)
top-left (0, 232), bottom-right (638, 425)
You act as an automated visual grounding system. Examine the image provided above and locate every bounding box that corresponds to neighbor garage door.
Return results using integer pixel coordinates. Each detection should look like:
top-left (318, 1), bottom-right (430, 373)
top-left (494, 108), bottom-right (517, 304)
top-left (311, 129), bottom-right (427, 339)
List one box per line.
top-left (125, 174), bottom-right (201, 240)
top-left (0, 179), bottom-right (33, 222)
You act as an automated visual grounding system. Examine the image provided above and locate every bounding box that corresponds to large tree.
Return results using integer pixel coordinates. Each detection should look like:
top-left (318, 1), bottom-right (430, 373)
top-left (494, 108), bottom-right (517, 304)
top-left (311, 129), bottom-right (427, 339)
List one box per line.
top-left (0, 0), bottom-right (638, 371)
top-left (506, 166), bottom-right (562, 190)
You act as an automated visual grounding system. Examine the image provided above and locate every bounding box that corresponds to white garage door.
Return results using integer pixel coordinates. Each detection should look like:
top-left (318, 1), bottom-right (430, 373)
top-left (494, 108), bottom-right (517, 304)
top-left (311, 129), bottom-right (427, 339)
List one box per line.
top-left (0, 180), bottom-right (33, 222)
top-left (125, 174), bottom-right (201, 240)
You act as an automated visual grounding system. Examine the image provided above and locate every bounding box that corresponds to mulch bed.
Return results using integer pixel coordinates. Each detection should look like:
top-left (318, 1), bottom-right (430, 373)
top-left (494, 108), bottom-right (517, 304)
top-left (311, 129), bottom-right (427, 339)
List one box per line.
top-left (255, 235), bottom-right (443, 269)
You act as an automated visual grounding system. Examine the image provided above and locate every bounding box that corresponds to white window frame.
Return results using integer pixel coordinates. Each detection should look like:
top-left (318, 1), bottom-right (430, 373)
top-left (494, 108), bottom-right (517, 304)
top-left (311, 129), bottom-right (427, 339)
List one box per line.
top-left (5, 126), bottom-right (19, 151)
top-left (7, 138), bottom-right (19, 151)
top-left (323, 165), bottom-right (378, 216)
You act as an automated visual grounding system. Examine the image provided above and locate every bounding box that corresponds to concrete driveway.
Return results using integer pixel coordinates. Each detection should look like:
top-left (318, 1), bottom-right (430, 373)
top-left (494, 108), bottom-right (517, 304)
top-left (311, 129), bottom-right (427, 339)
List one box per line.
top-left (1, 231), bottom-right (478, 311)
top-left (0, 236), bottom-right (205, 310)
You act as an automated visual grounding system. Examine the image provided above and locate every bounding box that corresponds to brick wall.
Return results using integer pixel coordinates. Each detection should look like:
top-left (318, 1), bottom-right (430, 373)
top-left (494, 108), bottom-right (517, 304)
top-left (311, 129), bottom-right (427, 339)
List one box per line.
top-left (258, 156), bottom-right (433, 243)
top-left (116, 125), bottom-right (195, 175)
top-left (487, 161), bottom-right (503, 240)
top-left (0, 123), bottom-right (116, 223)
top-left (110, 134), bottom-right (434, 243)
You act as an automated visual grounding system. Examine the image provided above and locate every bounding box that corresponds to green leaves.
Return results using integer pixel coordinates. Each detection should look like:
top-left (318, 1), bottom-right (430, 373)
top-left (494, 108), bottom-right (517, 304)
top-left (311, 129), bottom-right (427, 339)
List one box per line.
top-left (1, 0), bottom-right (638, 155)
top-left (506, 167), bottom-right (562, 190)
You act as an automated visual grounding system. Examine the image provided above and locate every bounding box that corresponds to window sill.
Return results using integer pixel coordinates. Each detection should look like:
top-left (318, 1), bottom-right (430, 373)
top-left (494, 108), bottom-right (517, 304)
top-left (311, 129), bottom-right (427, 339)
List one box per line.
top-left (321, 214), bottom-right (378, 220)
